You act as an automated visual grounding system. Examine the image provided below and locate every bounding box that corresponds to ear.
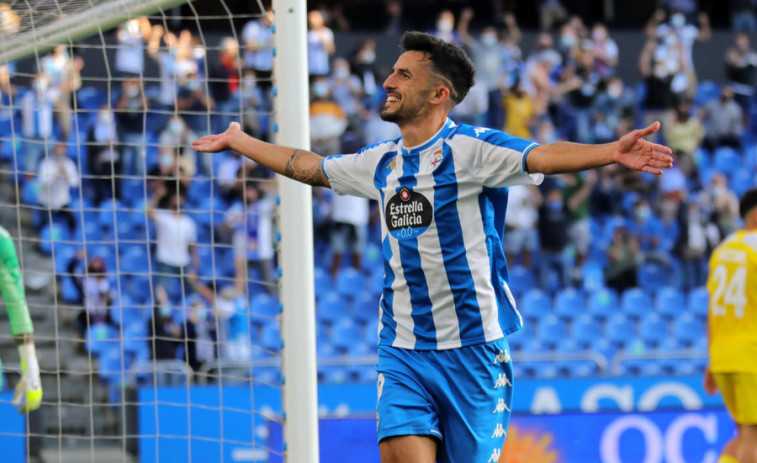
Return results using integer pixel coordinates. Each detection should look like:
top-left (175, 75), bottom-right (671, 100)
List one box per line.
top-left (429, 84), bottom-right (451, 107)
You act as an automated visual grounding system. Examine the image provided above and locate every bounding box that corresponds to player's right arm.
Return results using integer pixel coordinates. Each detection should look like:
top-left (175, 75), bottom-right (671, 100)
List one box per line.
top-left (193, 122), bottom-right (331, 188)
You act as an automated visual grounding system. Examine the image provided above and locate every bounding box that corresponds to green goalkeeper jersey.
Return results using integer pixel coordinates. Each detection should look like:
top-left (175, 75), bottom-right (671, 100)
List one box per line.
top-left (0, 225), bottom-right (33, 387)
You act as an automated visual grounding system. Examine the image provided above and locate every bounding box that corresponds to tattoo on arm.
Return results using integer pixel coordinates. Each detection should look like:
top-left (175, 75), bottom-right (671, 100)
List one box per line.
top-left (284, 149), bottom-right (327, 187)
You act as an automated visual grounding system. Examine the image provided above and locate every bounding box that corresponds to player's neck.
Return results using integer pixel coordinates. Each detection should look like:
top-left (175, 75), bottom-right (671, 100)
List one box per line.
top-left (399, 111), bottom-right (448, 148)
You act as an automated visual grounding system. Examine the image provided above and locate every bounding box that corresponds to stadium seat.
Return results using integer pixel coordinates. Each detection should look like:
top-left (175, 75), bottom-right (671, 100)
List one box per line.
top-left (537, 315), bottom-right (567, 348)
top-left (731, 169), bottom-right (756, 196)
top-left (519, 289), bottom-right (552, 323)
top-left (713, 147), bottom-right (741, 177)
top-left (522, 338), bottom-right (549, 354)
top-left (695, 81), bottom-right (720, 106)
top-left (86, 323), bottom-right (119, 356)
top-left (582, 262), bottom-right (606, 291)
top-left (554, 287), bottom-right (585, 320)
top-left (352, 291), bottom-right (378, 325)
top-left (98, 350), bottom-right (128, 385)
top-left (336, 267), bottom-right (365, 300)
top-left (317, 291), bottom-right (349, 326)
top-left (605, 314), bottom-right (635, 348)
top-left (639, 313), bottom-right (668, 348)
top-left (621, 288), bottom-right (653, 320)
top-left (313, 266), bottom-right (332, 297)
top-left (687, 286), bottom-right (710, 320)
top-left (507, 265), bottom-right (535, 298)
top-left (351, 365), bottom-right (377, 383)
top-left (119, 246), bottom-right (152, 275)
top-left (572, 314), bottom-right (602, 348)
top-left (331, 319), bottom-right (363, 352)
top-left (588, 287), bottom-right (618, 320)
top-left (363, 318), bottom-right (379, 345)
top-left (507, 322), bottom-right (535, 351)
top-left (39, 223), bottom-right (68, 256)
top-left (563, 361), bottom-right (599, 378)
top-left (591, 338), bottom-right (618, 366)
top-left (260, 321), bottom-right (281, 353)
top-left (655, 286), bottom-right (686, 319)
top-left (636, 263), bottom-right (669, 295)
top-left (672, 313), bottom-right (705, 347)
top-left (619, 358), bottom-right (663, 377)
top-left (250, 293), bottom-right (280, 325)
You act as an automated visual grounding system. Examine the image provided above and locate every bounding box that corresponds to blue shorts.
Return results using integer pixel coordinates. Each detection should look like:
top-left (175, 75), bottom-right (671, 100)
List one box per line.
top-left (376, 338), bottom-right (513, 463)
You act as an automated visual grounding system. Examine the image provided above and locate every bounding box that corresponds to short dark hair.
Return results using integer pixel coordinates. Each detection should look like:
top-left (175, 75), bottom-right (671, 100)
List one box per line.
top-left (739, 188), bottom-right (757, 219)
top-left (400, 31), bottom-right (475, 104)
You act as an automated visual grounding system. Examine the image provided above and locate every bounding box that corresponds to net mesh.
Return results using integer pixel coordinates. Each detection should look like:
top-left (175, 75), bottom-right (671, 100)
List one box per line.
top-left (0, 0), bottom-right (283, 461)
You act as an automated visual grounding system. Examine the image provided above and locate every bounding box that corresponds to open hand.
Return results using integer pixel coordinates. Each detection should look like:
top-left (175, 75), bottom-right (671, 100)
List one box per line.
top-left (192, 122), bottom-right (241, 153)
top-left (614, 122), bottom-right (673, 175)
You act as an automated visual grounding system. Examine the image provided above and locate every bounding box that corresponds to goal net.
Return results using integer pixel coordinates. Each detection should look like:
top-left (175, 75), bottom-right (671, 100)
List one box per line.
top-left (0, 0), bottom-right (317, 461)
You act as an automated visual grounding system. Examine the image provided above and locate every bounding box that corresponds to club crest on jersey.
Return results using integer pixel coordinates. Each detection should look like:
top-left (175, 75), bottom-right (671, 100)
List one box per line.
top-left (386, 187), bottom-right (432, 240)
top-left (429, 149), bottom-right (444, 170)
top-left (474, 127), bottom-right (489, 137)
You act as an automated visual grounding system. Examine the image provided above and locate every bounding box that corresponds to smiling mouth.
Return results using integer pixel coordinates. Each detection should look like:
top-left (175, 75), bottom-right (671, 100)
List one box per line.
top-left (385, 94), bottom-right (400, 107)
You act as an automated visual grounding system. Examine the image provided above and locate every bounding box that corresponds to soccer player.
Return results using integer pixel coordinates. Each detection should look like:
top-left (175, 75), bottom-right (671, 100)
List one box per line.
top-left (0, 225), bottom-right (42, 413)
top-left (704, 188), bottom-right (757, 463)
top-left (194, 32), bottom-right (672, 463)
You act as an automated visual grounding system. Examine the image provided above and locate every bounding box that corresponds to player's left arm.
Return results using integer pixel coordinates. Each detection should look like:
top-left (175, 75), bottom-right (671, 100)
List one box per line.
top-left (526, 121), bottom-right (672, 176)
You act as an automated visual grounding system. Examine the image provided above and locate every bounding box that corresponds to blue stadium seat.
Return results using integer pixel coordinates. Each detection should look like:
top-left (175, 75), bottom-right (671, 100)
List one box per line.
top-left (507, 322), bottom-right (535, 351)
top-left (317, 291), bottom-right (349, 326)
top-left (98, 349), bottom-right (128, 385)
top-left (619, 358), bottom-right (663, 377)
top-left (605, 314), bottom-right (635, 348)
top-left (521, 338), bottom-right (548, 355)
top-left (520, 289), bottom-right (552, 323)
top-left (655, 286), bottom-right (686, 319)
top-left (713, 147), bottom-right (741, 177)
top-left (21, 180), bottom-right (39, 205)
top-left (331, 319), bottom-right (363, 352)
top-left (352, 291), bottom-right (378, 326)
top-left (695, 81), bottom-right (720, 106)
top-left (537, 315), bottom-right (567, 347)
top-left (687, 286), bottom-right (710, 319)
top-left (731, 169), bottom-right (756, 196)
top-left (554, 287), bottom-right (585, 320)
top-left (572, 314), bottom-right (602, 348)
top-left (563, 361), bottom-right (600, 378)
top-left (637, 263), bottom-right (669, 295)
top-left (591, 338), bottom-right (618, 366)
top-left (61, 276), bottom-right (82, 303)
top-left (351, 365), bottom-right (377, 383)
top-left (582, 262), bottom-right (606, 292)
top-left (508, 266), bottom-right (535, 298)
top-left (588, 287), bottom-right (618, 320)
top-left (363, 318), bottom-right (379, 345)
top-left (119, 246), bottom-right (152, 275)
top-left (53, 243), bottom-right (77, 276)
top-left (639, 313), bottom-right (668, 348)
top-left (673, 313), bottom-right (705, 347)
top-left (86, 323), bottom-right (119, 356)
top-left (318, 365), bottom-right (349, 384)
top-left (39, 223), bottom-right (68, 256)
top-left (250, 293), bottom-right (280, 323)
top-left (260, 321), bottom-right (281, 353)
top-left (314, 266), bottom-right (332, 297)
top-left (336, 267), bottom-right (364, 300)
top-left (621, 288), bottom-right (653, 320)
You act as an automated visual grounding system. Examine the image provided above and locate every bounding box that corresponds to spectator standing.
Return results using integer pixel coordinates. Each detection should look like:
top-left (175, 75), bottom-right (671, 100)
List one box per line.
top-left (307, 10), bottom-right (335, 78)
top-left (702, 87), bottom-right (744, 151)
top-left (87, 106), bottom-right (121, 205)
top-left (115, 18), bottom-right (151, 77)
top-left (539, 0), bottom-right (567, 31)
top-left (75, 257), bottom-right (116, 336)
top-left (176, 64), bottom-right (215, 139)
top-left (538, 187), bottom-right (571, 290)
top-left (159, 115), bottom-right (199, 179)
top-left (502, 80), bottom-right (534, 140)
top-left (505, 185), bottom-right (540, 269)
top-left (664, 99), bottom-right (704, 159)
top-left (431, 10), bottom-right (461, 46)
top-left (350, 39), bottom-right (380, 102)
top-left (208, 37), bottom-right (241, 115)
top-left (590, 23), bottom-right (619, 78)
top-left (148, 186), bottom-right (199, 301)
top-left (147, 25), bottom-right (180, 108)
top-left (725, 33), bottom-right (757, 120)
top-left (20, 74), bottom-right (57, 175)
top-left (731, 0), bottom-right (757, 32)
top-left (605, 226), bottom-right (640, 292)
top-left (562, 171), bottom-right (597, 284)
top-left (329, 58), bottom-right (364, 130)
top-left (37, 142), bottom-right (78, 233)
top-left (639, 38), bottom-right (676, 129)
top-left (39, 45), bottom-right (83, 140)
top-left (629, 199), bottom-right (669, 266)
top-left (242, 7), bottom-right (274, 87)
top-left (309, 77), bottom-right (347, 155)
top-left (115, 78), bottom-right (148, 176)
top-left (329, 193), bottom-right (370, 279)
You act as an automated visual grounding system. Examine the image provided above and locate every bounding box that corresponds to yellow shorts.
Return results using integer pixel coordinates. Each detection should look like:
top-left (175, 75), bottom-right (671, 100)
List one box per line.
top-left (713, 372), bottom-right (757, 425)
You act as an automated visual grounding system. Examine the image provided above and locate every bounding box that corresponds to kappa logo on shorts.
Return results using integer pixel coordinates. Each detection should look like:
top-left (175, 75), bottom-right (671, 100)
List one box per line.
top-left (488, 448), bottom-right (501, 462)
top-left (493, 350), bottom-right (511, 365)
top-left (492, 398), bottom-right (510, 414)
top-left (491, 423), bottom-right (507, 439)
top-left (493, 373), bottom-right (512, 389)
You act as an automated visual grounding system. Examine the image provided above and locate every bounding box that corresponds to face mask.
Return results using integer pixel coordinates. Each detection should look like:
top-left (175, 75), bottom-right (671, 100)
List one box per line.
top-left (671, 14), bottom-right (685, 29)
top-left (159, 305), bottom-right (172, 318)
top-left (608, 84), bottom-right (622, 99)
top-left (561, 35), bottom-right (576, 48)
top-left (334, 68), bottom-right (349, 79)
top-left (185, 79), bottom-right (200, 92)
top-left (126, 19), bottom-right (140, 36)
top-left (481, 33), bottom-right (497, 47)
top-left (312, 82), bottom-right (329, 97)
top-left (548, 200), bottom-right (563, 211)
top-left (34, 79), bottom-right (47, 94)
top-left (361, 50), bottom-right (375, 64)
top-left (243, 76), bottom-right (255, 89)
top-left (635, 207), bottom-right (651, 222)
top-left (126, 86), bottom-right (139, 98)
top-left (196, 308), bottom-right (208, 320)
top-left (169, 120), bottom-right (183, 134)
top-left (98, 111), bottom-right (111, 125)
top-left (437, 19), bottom-right (453, 34)
top-left (159, 154), bottom-right (174, 167)
top-left (664, 34), bottom-right (677, 46)
top-left (193, 47), bottom-right (205, 61)
top-left (592, 30), bottom-right (606, 42)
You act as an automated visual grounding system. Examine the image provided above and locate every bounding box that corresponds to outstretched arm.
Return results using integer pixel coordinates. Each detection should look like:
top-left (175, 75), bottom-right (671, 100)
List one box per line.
top-left (193, 122), bottom-right (331, 188)
top-left (526, 122), bottom-right (673, 176)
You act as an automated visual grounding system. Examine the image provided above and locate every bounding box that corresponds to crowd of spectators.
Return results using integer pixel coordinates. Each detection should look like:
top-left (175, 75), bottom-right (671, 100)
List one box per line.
top-left (0, 0), bottom-right (755, 380)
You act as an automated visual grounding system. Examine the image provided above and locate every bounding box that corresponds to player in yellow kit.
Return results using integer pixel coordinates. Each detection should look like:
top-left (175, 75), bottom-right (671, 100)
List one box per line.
top-left (704, 188), bottom-right (757, 463)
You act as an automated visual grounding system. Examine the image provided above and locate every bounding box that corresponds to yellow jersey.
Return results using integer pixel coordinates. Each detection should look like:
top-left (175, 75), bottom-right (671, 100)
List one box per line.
top-left (707, 230), bottom-right (757, 372)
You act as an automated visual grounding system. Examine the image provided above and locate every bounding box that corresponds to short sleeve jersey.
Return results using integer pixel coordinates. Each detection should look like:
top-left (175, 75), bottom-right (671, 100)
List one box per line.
top-left (323, 119), bottom-right (542, 350)
top-left (707, 230), bottom-right (757, 372)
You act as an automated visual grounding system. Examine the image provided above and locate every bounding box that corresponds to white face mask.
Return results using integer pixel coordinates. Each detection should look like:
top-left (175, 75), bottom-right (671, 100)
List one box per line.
top-left (437, 19), bottom-right (453, 34)
top-left (481, 33), bottom-right (497, 47)
top-left (671, 14), bottom-right (685, 29)
top-left (334, 67), bottom-right (349, 79)
top-left (126, 86), bottom-right (139, 98)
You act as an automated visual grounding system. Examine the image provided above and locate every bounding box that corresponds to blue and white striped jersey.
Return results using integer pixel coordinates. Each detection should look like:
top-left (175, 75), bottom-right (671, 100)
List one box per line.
top-left (322, 118), bottom-right (542, 350)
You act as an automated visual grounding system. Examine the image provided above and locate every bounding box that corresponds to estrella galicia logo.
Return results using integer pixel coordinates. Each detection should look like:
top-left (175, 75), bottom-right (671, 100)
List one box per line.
top-left (386, 187), bottom-right (432, 239)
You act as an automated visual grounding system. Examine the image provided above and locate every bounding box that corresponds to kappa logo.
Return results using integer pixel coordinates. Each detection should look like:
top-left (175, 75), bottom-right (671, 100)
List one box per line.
top-left (492, 398), bottom-right (510, 414)
top-left (493, 350), bottom-right (511, 365)
top-left (491, 423), bottom-right (507, 439)
top-left (493, 373), bottom-right (512, 389)
top-left (474, 127), bottom-right (489, 137)
top-left (387, 157), bottom-right (397, 170)
top-left (488, 448), bottom-right (502, 462)
top-left (430, 149), bottom-right (443, 169)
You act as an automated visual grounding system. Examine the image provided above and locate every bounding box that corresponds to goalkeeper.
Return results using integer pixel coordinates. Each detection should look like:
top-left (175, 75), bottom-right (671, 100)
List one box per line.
top-left (0, 225), bottom-right (42, 413)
